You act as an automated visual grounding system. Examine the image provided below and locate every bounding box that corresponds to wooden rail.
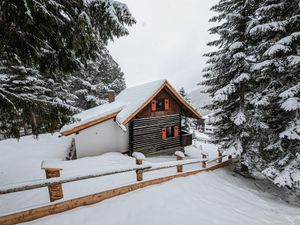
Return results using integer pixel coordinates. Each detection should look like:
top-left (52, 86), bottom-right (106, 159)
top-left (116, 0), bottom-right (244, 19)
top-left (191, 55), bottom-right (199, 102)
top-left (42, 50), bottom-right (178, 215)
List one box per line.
top-left (0, 158), bottom-right (233, 225)
top-left (144, 158), bottom-right (207, 172)
top-left (0, 165), bottom-right (151, 195)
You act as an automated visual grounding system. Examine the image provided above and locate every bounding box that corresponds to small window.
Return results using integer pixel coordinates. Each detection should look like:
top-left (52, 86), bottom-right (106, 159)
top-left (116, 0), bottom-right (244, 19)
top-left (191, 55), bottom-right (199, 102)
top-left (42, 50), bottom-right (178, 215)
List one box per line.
top-left (166, 126), bottom-right (174, 138)
top-left (151, 98), bottom-right (169, 111)
top-left (156, 99), bottom-right (164, 111)
top-left (162, 126), bottom-right (179, 140)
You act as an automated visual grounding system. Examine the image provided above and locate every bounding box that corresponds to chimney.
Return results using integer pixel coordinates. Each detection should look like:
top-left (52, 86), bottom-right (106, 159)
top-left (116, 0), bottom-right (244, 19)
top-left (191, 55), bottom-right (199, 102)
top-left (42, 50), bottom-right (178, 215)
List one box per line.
top-left (107, 90), bottom-right (115, 103)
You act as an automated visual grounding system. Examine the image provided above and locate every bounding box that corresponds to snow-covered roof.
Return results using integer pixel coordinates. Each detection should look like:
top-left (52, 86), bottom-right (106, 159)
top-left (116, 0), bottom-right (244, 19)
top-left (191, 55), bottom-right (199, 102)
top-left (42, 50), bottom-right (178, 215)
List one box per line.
top-left (61, 79), bottom-right (200, 135)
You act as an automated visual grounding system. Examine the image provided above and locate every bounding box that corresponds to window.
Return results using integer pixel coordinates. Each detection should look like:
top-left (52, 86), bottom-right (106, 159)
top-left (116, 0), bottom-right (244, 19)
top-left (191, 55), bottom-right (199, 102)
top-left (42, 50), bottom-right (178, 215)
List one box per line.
top-left (156, 99), bottom-right (164, 111)
top-left (162, 126), bottom-right (179, 140)
top-left (151, 98), bottom-right (169, 111)
top-left (166, 126), bottom-right (174, 138)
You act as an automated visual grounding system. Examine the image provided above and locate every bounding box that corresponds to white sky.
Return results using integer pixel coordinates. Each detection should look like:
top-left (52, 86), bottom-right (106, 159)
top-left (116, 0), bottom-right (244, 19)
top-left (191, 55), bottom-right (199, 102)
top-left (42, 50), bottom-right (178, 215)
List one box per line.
top-left (108, 0), bottom-right (218, 91)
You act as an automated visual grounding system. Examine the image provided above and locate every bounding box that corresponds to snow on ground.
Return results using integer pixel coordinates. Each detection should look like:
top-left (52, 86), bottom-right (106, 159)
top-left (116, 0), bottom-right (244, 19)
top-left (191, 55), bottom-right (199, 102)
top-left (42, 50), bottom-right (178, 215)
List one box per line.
top-left (193, 129), bottom-right (211, 142)
top-left (24, 169), bottom-right (300, 225)
top-left (0, 133), bottom-right (208, 214)
top-left (0, 132), bottom-right (299, 225)
top-left (0, 133), bottom-right (72, 185)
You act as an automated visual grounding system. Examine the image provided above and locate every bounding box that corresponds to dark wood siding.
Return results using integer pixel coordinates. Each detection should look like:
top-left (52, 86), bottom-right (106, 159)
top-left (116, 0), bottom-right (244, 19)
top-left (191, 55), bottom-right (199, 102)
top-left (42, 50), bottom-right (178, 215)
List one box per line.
top-left (129, 114), bottom-right (182, 155)
top-left (135, 88), bottom-right (182, 119)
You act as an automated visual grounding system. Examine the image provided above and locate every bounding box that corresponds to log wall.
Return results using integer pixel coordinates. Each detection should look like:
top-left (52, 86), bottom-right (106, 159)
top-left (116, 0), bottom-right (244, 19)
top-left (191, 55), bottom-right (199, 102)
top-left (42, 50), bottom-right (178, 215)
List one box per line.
top-left (129, 114), bottom-right (181, 155)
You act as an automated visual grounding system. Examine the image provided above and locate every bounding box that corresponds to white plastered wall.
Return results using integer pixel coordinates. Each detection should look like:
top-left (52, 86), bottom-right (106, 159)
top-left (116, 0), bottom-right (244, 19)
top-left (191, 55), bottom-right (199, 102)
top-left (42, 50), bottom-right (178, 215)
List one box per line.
top-left (75, 119), bottom-right (129, 158)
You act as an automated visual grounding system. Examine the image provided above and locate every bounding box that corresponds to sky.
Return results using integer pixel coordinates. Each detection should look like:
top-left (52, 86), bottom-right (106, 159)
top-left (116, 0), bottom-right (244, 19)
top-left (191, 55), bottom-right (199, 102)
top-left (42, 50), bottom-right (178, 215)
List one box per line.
top-left (108, 0), bottom-right (218, 91)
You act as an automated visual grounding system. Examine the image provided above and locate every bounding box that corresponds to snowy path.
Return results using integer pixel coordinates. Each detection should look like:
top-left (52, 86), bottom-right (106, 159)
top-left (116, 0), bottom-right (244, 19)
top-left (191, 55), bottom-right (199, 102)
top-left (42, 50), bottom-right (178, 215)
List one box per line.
top-left (23, 169), bottom-right (300, 225)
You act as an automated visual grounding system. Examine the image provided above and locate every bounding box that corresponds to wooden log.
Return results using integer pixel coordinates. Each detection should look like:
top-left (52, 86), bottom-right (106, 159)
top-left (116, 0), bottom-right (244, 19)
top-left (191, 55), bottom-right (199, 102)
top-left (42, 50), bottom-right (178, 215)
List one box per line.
top-left (44, 168), bottom-right (63, 202)
top-left (133, 121), bottom-right (180, 130)
top-left (133, 114), bottom-right (180, 125)
top-left (145, 158), bottom-right (205, 173)
top-left (136, 169), bottom-right (143, 181)
top-left (218, 149), bottom-right (223, 163)
top-left (133, 139), bottom-right (180, 149)
top-left (136, 159), bottom-right (143, 165)
top-left (175, 152), bottom-right (184, 173)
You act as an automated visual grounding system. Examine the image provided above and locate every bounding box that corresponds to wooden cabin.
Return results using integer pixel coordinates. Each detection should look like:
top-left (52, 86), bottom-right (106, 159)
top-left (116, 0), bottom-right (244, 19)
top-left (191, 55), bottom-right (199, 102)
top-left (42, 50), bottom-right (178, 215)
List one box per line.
top-left (60, 79), bottom-right (200, 158)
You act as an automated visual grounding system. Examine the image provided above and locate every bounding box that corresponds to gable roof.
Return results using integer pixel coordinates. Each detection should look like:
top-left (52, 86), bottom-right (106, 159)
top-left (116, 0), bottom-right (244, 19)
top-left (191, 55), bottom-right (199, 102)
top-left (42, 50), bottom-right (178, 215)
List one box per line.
top-left (61, 79), bottom-right (200, 136)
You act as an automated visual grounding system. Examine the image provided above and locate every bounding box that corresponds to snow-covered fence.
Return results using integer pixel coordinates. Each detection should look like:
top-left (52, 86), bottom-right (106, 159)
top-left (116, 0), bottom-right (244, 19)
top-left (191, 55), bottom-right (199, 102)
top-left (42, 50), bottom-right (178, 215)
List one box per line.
top-left (0, 154), bottom-right (234, 225)
top-left (132, 152), bottom-right (146, 181)
top-left (0, 152), bottom-right (232, 197)
top-left (0, 164), bottom-right (151, 195)
top-left (137, 151), bottom-right (212, 181)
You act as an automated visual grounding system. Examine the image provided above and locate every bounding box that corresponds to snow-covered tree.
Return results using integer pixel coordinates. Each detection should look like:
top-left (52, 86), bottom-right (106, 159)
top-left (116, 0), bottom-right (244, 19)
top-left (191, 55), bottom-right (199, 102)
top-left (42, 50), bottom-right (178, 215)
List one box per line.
top-left (0, 0), bottom-right (135, 138)
top-left (204, 0), bottom-right (300, 190)
top-left (247, 0), bottom-right (300, 189)
top-left (202, 0), bottom-right (259, 164)
top-left (179, 87), bottom-right (195, 131)
top-left (66, 50), bottom-right (126, 110)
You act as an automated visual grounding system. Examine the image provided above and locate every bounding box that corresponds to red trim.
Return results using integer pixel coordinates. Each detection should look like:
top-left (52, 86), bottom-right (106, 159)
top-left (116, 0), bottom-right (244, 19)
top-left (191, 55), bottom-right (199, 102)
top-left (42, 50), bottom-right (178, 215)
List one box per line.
top-left (164, 99), bottom-right (169, 110)
top-left (162, 128), bottom-right (167, 140)
top-left (174, 126), bottom-right (179, 137)
top-left (151, 100), bottom-right (156, 111)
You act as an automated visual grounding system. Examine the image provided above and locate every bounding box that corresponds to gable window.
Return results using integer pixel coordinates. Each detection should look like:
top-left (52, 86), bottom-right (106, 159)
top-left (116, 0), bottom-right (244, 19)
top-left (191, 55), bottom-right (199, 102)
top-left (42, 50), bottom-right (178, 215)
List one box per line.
top-left (162, 126), bottom-right (179, 140)
top-left (152, 99), bottom-right (169, 111)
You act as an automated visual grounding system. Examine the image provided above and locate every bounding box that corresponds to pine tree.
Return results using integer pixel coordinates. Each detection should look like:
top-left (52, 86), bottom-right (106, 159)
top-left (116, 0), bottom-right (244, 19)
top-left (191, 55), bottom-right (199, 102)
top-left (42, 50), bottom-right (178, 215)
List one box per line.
top-left (66, 50), bottom-right (126, 110)
top-left (202, 0), bottom-right (259, 164)
top-left (205, 0), bottom-right (300, 190)
top-left (0, 0), bottom-right (135, 138)
top-left (179, 87), bottom-right (194, 131)
top-left (247, 0), bottom-right (300, 189)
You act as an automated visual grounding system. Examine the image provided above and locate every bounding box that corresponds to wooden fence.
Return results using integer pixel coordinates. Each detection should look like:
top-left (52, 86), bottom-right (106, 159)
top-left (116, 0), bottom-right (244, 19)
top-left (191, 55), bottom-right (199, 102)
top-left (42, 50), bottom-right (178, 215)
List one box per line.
top-left (0, 151), bottom-right (233, 225)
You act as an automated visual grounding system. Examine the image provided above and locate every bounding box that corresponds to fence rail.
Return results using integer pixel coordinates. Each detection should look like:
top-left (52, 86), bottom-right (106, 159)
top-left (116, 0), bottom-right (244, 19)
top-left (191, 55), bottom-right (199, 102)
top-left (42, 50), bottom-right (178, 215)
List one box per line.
top-left (0, 152), bottom-right (230, 196)
top-left (0, 165), bottom-right (151, 195)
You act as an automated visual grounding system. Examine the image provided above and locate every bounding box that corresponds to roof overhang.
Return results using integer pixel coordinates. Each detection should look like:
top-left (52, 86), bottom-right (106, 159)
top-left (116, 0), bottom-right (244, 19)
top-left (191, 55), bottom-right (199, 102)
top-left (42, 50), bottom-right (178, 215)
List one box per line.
top-left (60, 111), bottom-right (119, 136)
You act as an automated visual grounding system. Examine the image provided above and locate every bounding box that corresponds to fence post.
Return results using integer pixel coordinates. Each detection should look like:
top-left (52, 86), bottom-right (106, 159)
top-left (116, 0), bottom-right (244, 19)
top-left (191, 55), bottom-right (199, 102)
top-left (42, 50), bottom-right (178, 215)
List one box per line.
top-left (136, 169), bottom-right (143, 181)
top-left (175, 151), bottom-right (185, 173)
top-left (43, 168), bottom-right (64, 202)
top-left (201, 153), bottom-right (208, 159)
top-left (136, 158), bottom-right (143, 165)
top-left (218, 148), bottom-right (223, 163)
top-left (135, 159), bottom-right (144, 181)
top-left (133, 152), bottom-right (145, 181)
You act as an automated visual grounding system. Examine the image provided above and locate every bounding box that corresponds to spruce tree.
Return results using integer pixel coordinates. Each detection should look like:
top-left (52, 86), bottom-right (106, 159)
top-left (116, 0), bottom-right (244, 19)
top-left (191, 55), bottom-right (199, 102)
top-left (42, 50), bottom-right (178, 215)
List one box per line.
top-left (179, 87), bottom-right (194, 131)
top-left (0, 0), bottom-right (135, 138)
top-left (247, 0), bottom-right (300, 189)
top-left (202, 0), bottom-right (259, 164)
top-left (67, 50), bottom-right (126, 110)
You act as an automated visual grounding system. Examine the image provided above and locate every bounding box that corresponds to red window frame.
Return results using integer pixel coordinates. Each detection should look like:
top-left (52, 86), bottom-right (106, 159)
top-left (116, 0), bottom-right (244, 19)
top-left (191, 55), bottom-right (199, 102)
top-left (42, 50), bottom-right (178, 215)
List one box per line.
top-left (151, 98), bottom-right (169, 111)
top-left (162, 126), bottom-right (179, 140)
